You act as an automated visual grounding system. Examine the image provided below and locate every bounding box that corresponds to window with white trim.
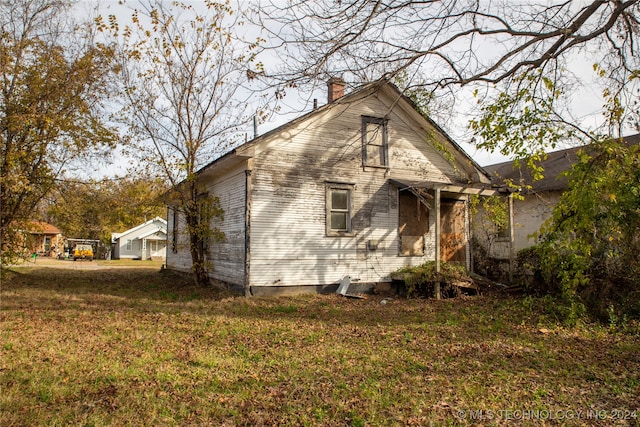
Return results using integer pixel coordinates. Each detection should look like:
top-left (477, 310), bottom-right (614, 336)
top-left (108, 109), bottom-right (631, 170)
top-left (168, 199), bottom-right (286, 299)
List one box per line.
top-left (126, 239), bottom-right (132, 251)
top-left (362, 116), bottom-right (388, 167)
top-left (326, 183), bottom-right (355, 236)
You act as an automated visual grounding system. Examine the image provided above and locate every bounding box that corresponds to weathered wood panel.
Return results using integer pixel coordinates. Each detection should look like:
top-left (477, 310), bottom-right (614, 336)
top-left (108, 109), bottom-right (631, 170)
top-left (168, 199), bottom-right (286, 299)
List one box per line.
top-left (166, 163), bottom-right (247, 285)
top-left (440, 200), bottom-right (467, 263)
top-left (398, 190), bottom-right (429, 256)
top-left (165, 207), bottom-right (192, 273)
top-left (203, 166), bottom-right (247, 285)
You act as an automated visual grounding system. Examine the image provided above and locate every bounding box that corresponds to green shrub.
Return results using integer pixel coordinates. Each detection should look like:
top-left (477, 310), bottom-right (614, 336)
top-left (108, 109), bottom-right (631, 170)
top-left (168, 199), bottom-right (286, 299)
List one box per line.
top-left (392, 261), bottom-right (469, 298)
top-left (536, 139), bottom-right (640, 322)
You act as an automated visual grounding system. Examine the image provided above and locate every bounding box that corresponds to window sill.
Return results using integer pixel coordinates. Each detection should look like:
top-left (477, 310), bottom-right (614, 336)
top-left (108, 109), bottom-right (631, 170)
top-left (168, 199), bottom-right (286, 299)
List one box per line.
top-left (326, 231), bottom-right (356, 237)
top-left (363, 164), bottom-right (389, 170)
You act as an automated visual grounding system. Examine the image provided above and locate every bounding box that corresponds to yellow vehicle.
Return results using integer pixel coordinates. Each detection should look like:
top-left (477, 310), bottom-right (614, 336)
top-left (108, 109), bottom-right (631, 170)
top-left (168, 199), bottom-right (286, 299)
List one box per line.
top-left (73, 244), bottom-right (94, 261)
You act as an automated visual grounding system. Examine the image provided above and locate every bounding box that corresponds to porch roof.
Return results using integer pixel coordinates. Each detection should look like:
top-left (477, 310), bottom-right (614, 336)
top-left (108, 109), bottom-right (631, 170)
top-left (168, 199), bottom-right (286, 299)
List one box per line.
top-left (136, 229), bottom-right (167, 241)
top-left (389, 179), bottom-right (502, 196)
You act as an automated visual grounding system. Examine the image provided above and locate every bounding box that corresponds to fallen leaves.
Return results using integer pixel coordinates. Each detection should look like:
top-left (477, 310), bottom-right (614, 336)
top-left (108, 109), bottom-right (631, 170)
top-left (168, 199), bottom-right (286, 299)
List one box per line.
top-left (1, 268), bottom-right (639, 426)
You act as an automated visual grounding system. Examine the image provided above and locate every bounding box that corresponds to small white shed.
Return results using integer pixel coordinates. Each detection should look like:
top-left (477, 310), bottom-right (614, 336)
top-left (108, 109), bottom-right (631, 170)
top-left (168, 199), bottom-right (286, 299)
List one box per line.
top-left (112, 217), bottom-right (167, 261)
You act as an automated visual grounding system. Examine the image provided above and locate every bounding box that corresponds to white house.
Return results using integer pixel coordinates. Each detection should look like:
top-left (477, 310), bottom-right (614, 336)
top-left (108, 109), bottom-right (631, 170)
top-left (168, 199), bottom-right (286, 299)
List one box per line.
top-left (112, 217), bottom-right (167, 261)
top-left (166, 79), bottom-right (496, 295)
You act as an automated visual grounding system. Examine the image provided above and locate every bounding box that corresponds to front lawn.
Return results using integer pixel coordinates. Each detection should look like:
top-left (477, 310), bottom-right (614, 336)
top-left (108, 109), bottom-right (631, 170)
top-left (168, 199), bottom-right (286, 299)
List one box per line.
top-left (1, 267), bottom-right (638, 426)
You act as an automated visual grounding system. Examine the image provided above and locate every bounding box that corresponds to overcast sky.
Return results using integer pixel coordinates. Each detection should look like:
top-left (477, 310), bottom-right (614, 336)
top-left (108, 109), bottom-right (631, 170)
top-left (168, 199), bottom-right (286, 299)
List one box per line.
top-left (81, 0), bottom-right (609, 178)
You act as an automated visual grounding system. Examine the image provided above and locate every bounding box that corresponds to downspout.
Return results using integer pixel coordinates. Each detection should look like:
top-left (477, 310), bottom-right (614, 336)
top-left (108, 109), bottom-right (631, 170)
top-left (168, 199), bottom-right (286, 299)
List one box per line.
top-left (244, 159), bottom-right (254, 297)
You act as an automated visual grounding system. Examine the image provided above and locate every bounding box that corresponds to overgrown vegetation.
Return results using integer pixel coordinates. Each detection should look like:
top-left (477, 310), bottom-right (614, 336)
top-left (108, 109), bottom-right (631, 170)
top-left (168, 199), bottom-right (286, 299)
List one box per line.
top-left (2, 267), bottom-right (639, 426)
top-left (533, 139), bottom-right (640, 323)
top-left (391, 261), bottom-right (474, 298)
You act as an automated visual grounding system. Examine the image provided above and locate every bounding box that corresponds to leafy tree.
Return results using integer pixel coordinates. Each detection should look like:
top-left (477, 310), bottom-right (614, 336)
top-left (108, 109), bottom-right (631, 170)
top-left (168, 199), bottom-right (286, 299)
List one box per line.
top-left (1, 0), bottom-right (117, 262)
top-left (104, 0), bottom-right (263, 285)
top-left (44, 177), bottom-right (167, 245)
top-left (536, 138), bottom-right (640, 320)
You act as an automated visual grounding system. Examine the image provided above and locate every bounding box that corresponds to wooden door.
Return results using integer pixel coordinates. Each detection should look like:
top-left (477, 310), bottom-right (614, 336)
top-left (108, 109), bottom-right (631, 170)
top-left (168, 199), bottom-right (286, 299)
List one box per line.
top-left (440, 200), bottom-right (466, 263)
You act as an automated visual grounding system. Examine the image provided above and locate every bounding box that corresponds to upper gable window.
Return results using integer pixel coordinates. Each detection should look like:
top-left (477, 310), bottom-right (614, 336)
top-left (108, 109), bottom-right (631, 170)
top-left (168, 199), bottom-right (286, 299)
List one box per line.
top-left (362, 116), bottom-right (388, 168)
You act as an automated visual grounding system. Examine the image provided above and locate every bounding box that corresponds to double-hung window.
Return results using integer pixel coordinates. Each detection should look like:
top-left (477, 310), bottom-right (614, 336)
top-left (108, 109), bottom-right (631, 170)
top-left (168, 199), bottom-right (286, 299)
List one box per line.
top-left (326, 183), bottom-right (355, 236)
top-left (362, 116), bottom-right (388, 167)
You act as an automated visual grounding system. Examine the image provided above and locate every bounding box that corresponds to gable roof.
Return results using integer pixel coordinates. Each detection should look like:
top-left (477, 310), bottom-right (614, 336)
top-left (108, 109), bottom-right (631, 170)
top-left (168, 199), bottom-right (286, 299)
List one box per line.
top-left (137, 228), bottom-right (168, 240)
top-left (485, 134), bottom-right (640, 192)
top-left (196, 79), bottom-right (491, 183)
top-left (112, 217), bottom-right (167, 242)
top-left (486, 146), bottom-right (578, 192)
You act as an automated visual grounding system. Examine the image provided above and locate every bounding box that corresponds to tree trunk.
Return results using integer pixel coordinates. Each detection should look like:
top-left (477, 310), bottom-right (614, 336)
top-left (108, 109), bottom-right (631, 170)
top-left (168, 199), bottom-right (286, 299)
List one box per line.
top-left (186, 206), bottom-right (210, 287)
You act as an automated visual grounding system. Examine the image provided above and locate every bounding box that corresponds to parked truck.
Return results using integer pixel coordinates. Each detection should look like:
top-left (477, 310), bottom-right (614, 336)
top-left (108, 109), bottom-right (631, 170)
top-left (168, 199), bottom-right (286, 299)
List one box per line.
top-left (72, 244), bottom-right (94, 261)
top-left (64, 239), bottom-right (100, 261)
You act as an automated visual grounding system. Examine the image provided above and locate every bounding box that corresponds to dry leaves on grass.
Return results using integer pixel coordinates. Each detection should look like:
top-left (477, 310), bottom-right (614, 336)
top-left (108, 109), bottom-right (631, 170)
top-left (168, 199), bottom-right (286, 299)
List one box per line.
top-left (1, 267), bottom-right (639, 426)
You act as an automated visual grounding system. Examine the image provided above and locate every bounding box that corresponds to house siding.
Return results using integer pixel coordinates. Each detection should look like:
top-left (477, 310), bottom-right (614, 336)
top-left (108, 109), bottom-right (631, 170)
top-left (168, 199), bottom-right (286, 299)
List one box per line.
top-left (166, 208), bottom-right (191, 269)
top-left (166, 164), bottom-right (247, 285)
top-left (206, 167), bottom-right (247, 285)
top-left (474, 190), bottom-right (561, 259)
top-left (247, 92), bottom-right (466, 289)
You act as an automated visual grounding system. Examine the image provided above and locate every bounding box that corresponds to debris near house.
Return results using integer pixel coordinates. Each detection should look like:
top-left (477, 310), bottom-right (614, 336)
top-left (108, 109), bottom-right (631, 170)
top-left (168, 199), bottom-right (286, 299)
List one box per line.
top-left (335, 276), bottom-right (366, 299)
top-left (390, 261), bottom-right (503, 298)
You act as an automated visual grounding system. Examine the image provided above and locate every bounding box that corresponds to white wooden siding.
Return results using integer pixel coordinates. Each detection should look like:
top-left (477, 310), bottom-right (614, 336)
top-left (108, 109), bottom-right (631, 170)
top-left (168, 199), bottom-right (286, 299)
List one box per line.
top-left (205, 167), bottom-right (247, 284)
top-left (248, 92), bottom-right (468, 288)
top-left (166, 210), bottom-right (192, 271)
top-left (166, 164), bottom-right (247, 285)
top-left (474, 190), bottom-right (561, 259)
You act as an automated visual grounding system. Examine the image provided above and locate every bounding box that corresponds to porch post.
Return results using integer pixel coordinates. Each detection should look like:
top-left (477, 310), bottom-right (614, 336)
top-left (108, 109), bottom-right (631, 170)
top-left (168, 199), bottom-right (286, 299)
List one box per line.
top-left (434, 187), bottom-right (441, 300)
top-left (508, 193), bottom-right (515, 283)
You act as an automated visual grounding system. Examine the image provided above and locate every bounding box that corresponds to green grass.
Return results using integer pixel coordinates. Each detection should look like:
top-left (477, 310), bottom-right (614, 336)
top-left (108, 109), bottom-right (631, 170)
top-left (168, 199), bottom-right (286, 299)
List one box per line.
top-left (1, 267), bottom-right (639, 426)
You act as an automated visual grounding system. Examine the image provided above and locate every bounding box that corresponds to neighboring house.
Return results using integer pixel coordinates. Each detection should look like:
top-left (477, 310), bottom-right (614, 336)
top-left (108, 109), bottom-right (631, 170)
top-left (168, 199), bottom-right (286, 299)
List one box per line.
top-left (112, 217), bottom-right (168, 260)
top-left (478, 133), bottom-right (640, 259)
top-left (167, 78), bottom-right (495, 295)
top-left (24, 222), bottom-right (64, 257)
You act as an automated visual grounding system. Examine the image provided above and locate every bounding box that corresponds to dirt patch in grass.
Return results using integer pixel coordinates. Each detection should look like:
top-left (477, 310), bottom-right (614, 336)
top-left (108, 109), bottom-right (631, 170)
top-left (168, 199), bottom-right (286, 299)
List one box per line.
top-left (1, 268), bottom-right (639, 426)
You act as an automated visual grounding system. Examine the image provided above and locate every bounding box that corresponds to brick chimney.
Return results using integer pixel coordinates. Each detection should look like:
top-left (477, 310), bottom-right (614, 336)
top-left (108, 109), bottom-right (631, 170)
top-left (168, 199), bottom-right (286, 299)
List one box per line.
top-left (327, 77), bottom-right (345, 103)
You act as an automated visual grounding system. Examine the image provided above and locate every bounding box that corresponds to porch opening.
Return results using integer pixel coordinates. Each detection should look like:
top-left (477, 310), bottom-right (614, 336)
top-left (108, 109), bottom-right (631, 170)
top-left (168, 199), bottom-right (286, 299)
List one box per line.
top-left (398, 189), bottom-right (429, 256)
